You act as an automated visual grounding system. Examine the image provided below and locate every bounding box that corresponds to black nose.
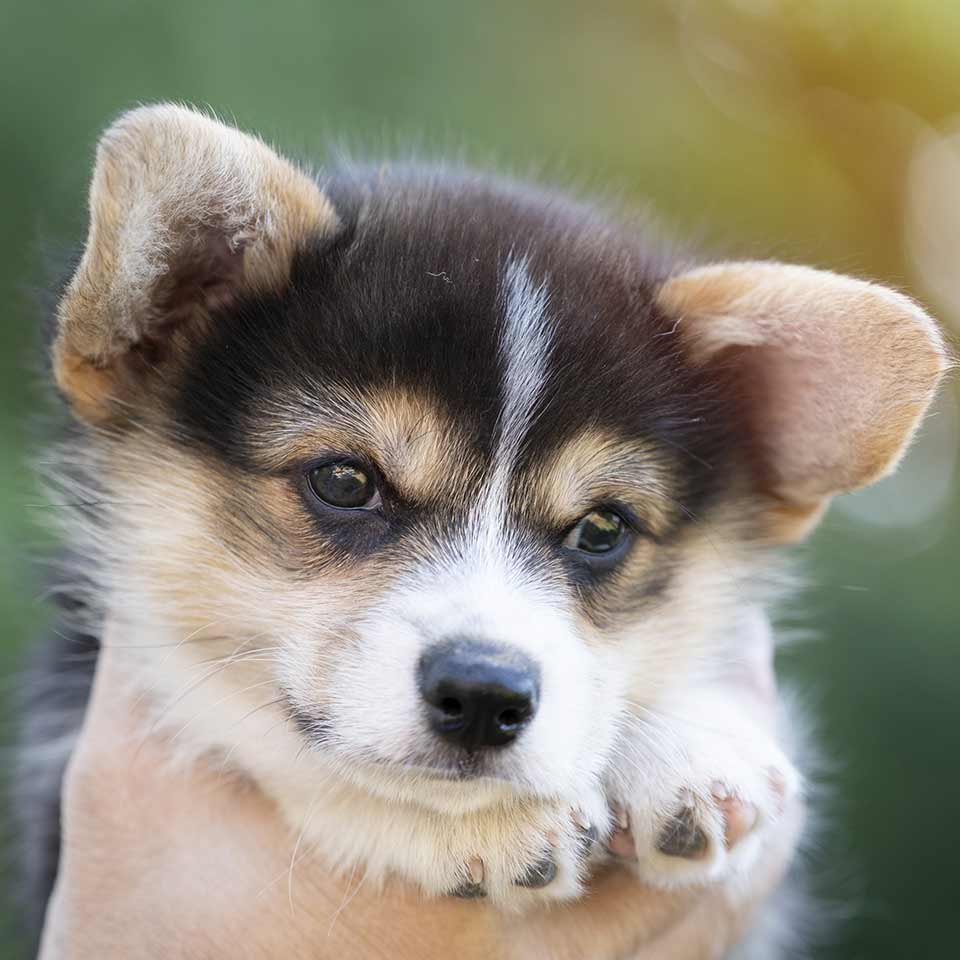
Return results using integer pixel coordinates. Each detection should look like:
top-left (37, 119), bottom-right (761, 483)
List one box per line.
top-left (418, 640), bottom-right (540, 750)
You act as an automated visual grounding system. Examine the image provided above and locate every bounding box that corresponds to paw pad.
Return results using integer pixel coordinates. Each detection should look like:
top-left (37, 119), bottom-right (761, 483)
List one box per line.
top-left (450, 881), bottom-right (486, 899)
top-left (656, 806), bottom-right (709, 860)
top-left (514, 853), bottom-right (558, 889)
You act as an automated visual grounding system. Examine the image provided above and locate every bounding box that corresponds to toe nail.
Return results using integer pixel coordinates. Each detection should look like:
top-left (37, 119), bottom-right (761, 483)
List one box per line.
top-left (572, 809), bottom-right (591, 831)
top-left (657, 807), bottom-right (710, 860)
top-left (515, 854), bottom-right (558, 889)
top-left (711, 780), bottom-right (731, 801)
top-left (719, 795), bottom-right (758, 849)
top-left (578, 823), bottom-right (599, 856)
top-left (451, 858), bottom-right (486, 899)
top-left (466, 856), bottom-right (484, 885)
top-left (611, 804), bottom-right (630, 831)
top-left (607, 826), bottom-right (637, 859)
top-left (720, 797), bottom-right (757, 850)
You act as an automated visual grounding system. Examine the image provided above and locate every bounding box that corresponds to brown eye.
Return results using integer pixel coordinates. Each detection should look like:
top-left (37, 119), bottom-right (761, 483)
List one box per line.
top-left (565, 509), bottom-right (627, 555)
top-left (307, 461), bottom-right (379, 510)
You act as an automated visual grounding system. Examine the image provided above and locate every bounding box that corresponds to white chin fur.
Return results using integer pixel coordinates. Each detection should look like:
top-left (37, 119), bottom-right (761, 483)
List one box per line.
top-left (320, 570), bottom-right (624, 808)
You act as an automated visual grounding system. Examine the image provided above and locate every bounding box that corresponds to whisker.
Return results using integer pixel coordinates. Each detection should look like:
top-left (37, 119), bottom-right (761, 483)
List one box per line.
top-left (168, 679), bottom-right (279, 744)
top-left (215, 697), bottom-right (288, 774)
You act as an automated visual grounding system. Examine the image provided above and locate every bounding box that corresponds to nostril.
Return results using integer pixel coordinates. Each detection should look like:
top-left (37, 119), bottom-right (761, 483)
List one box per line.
top-left (496, 707), bottom-right (523, 730)
top-left (440, 696), bottom-right (463, 718)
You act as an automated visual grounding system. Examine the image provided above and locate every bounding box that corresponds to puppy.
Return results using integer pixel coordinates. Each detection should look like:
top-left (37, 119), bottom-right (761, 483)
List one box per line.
top-left (14, 104), bottom-right (947, 955)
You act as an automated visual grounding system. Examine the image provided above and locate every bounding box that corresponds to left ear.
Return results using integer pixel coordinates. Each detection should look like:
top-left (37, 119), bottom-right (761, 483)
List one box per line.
top-left (657, 261), bottom-right (950, 542)
top-left (53, 104), bottom-right (339, 424)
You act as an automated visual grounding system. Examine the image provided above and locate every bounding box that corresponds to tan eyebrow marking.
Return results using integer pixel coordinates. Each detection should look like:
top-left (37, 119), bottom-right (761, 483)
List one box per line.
top-left (250, 385), bottom-right (480, 503)
top-left (528, 428), bottom-right (678, 534)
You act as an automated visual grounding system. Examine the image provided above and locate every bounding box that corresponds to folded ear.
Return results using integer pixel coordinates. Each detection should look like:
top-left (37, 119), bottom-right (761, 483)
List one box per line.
top-left (54, 104), bottom-right (339, 423)
top-left (657, 261), bottom-right (950, 542)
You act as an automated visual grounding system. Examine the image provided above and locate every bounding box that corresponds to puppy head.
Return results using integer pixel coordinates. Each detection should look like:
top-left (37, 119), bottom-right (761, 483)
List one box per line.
top-left (54, 105), bottom-right (948, 811)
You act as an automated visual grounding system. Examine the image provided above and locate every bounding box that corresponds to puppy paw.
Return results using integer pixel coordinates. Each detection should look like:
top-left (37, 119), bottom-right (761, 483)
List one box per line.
top-left (441, 790), bottom-right (610, 907)
top-left (607, 728), bottom-right (799, 888)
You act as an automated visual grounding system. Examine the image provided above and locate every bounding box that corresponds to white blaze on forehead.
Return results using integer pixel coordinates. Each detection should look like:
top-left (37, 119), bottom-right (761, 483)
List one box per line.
top-left (477, 258), bottom-right (553, 546)
top-left (494, 260), bottom-right (553, 476)
top-left (411, 259), bottom-right (559, 641)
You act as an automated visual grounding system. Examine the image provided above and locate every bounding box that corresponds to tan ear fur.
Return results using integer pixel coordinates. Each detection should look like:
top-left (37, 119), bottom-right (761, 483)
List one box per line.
top-left (658, 261), bottom-right (950, 542)
top-left (54, 104), bottom-right (339, 422)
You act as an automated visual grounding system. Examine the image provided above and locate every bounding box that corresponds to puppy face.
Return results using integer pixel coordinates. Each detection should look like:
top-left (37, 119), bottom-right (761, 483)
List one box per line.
top-left (92, 208), bottom-right (742, 810)
top-left (52, 106), bottom-right (946, 814)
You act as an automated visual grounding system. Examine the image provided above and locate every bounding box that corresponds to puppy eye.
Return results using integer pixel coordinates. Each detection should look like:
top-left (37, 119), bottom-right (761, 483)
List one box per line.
top-left (564, 509), bottom-right (628, 555)
top-left (307, 461), bottom-right (380, 510)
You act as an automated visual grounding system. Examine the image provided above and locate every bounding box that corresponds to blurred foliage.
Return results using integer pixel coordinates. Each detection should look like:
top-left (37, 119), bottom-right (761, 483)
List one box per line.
top-left (0, 1), bottom-right (958, 956)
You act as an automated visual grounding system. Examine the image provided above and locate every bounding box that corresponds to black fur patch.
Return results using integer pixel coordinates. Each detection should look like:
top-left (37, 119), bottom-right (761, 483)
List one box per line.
top-left (173, 166), bottom-right (742, 585)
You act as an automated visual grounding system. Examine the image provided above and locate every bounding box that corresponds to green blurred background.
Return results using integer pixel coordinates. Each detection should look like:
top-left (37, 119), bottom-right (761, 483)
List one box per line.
top-left (1, 1), bottom-right (957, 956)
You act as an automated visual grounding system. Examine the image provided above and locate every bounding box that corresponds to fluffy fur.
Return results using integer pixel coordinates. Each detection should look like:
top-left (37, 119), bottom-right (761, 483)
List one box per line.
top-left (13, 105), bottom-right (948, 957)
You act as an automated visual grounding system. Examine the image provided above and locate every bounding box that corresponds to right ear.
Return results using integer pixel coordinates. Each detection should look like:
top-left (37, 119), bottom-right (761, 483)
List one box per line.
top-left (657, 261), bottom-right (950, 542)
top-left (53, 104), bottom-right (339, 423)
